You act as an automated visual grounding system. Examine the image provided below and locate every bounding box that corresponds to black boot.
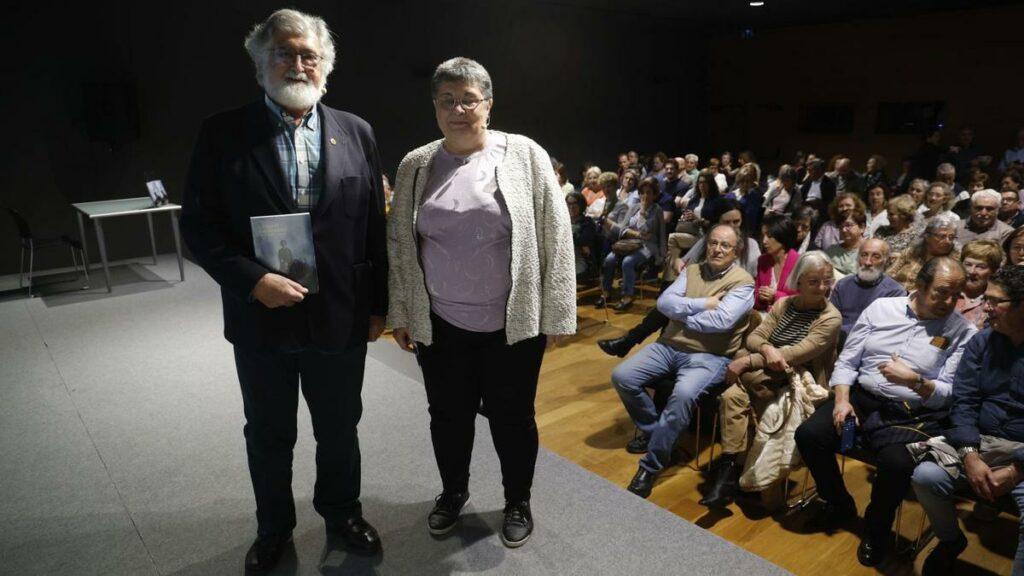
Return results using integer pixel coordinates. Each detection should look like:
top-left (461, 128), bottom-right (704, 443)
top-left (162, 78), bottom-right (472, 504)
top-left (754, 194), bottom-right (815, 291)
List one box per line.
top-left (598, 335), bottom-right (635, 357)
top-left (699, 456), bottom-right (740, 508)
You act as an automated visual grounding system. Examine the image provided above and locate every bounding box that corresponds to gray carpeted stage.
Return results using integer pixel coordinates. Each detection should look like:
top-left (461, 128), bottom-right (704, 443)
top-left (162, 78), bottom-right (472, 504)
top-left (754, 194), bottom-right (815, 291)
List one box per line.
top-left (0, 255), bottom-right (788, 575)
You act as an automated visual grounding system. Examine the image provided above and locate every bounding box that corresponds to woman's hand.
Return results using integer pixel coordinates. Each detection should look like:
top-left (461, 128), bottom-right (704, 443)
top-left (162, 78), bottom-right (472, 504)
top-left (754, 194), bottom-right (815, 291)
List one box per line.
top-left (758, 285), bottom-right (777, 303)
top-left (392, 327), bottom-right (416, 353)
top-left (761, 344), bottom-right (789, 372)
top-left (725, 357), bottom-right (748, 385)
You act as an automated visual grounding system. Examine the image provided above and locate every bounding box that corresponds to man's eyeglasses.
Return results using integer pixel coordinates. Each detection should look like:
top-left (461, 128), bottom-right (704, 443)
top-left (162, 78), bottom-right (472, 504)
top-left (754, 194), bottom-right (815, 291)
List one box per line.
top-left (982, 295), bottom-right (1018, 307)
top-left (707, 240), bottom-right (735, 251)
top-left (434, 96), bottom-right (486, 111)
top-left (270, 48), bottom-right (322, 68)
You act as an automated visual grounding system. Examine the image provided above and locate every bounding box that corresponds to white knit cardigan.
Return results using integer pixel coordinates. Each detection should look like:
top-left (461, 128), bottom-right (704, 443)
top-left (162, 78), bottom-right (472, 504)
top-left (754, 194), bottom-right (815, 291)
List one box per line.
top-left (386, 132), bottom-right (577, 345)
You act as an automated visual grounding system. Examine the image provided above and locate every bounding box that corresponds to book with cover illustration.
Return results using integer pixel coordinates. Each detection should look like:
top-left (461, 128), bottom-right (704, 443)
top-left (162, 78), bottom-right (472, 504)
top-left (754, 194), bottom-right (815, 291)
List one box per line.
top-left (251, 213), bottom-right (319, 293)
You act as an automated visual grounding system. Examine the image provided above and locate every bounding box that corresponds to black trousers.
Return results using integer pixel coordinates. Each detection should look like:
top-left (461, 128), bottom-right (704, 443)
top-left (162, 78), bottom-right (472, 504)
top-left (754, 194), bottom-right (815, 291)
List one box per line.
top-left (233, 344), bottom-right (366, 538)
top-left (416, 314), bottom-right (546, 503)
top-left (794, 387), bottom-right (918, 540)
top-left (623, 282), bottom-right (672, 345)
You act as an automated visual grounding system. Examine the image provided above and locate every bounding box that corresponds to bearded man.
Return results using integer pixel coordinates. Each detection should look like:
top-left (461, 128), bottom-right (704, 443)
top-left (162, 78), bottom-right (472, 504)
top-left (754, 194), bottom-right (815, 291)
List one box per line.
top-left (829, 238), bottom-right (907, 347)
top-left (180, 9), bottom-right (387, 572)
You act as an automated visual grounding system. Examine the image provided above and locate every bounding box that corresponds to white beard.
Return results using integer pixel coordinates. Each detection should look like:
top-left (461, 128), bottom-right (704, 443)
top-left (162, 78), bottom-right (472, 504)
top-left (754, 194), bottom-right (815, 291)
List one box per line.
top-left (857, 266), bottom-right (882, 283)
top-left (264, 71), bottom-right (323, 113)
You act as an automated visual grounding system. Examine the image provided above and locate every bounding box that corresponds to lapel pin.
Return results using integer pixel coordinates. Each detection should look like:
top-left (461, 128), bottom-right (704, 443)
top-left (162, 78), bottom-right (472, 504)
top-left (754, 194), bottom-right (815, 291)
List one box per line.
top-left (330, 137), bottom-right (337, 145)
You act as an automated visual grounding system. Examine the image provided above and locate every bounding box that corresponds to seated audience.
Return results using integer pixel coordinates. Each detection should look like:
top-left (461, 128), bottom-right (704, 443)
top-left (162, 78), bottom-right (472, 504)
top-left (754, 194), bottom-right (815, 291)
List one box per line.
top-left (1006, 227), bottom-right (1024, 267)
top-left (794, 258), bottom-right (976, 567)
top-left (919, 181), bottom-right (961, 225)
top-left (814, 193), bottom-right (866, 251)
top-left (727, 162), bottom-right (764, 238)
top-left (957, 240), bottom-right (1003, 330)
top-left (794, 206), bottom-right (818, 254)
top-left (824, 211), bottom-right (866, 276)
top-left (873, 194), bottom-right (922, 258)
top-left (893, 157), bottom-right (914, 194)
top-left (585, 171), bottom-right (618, 218)
top-left (1004, 170), bottom-right (1023, 195)
top-left (702, 252), bottom-right (841, 508)
top-left (935, 163), bottom-right (969, 217)
top-left (597, 200), bottom-right (757, 359)
top-left (911, 265), bottom-right (1024, 576)
top-left (887, 214), bottom-right (960, 292)
top-left (598, 178), bottom-right (665, 311)
top-left (567, 192), bottom-right (598, 279)
top-left (675, 170), bottom-right (724, 244)
top-left (800, 158), bottom-right (836, 211)
top-left (620, 169), bottom-right (641, 207)
top-left (659, 157), bottom-right (688, 226)
top-left (833, 157), bottom-right (866, 196)
top-left (864, 183), bottom-right (890, 235)
top-left (755, 215), bottom-right (802, 311)
top-left (997, 126), bottom-right (1024, 172)
top-left (650, 152), bottom-right (668, 186)
top-left (763, 165), bottom-right (801, 215)
top-left (999, 189), bottom-right (1024, 228)
top-left (907, 177), bottom-right (929, 208)
top-left (830, 239), bottom-right (907, 346)
top-left (863, 154), bottom-right (889, 193)
top-left (682, 153), bottom-right (700, 185)
top-left (580, 166), bottom-right (602, 203)
top-left (553, 160), bottom-right (574, 196)
top-left (956, 189), bottom-right (1013, 246)
top-left (612, 225), bottom-right (755, 498)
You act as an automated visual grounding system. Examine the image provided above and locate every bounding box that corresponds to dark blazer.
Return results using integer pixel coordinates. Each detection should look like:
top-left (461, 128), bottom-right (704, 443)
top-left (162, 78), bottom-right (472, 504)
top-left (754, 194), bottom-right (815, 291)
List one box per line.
top-left (799, 175), bottom-right (836, 210)
top-left (181, 100), bottom-right (388, 353)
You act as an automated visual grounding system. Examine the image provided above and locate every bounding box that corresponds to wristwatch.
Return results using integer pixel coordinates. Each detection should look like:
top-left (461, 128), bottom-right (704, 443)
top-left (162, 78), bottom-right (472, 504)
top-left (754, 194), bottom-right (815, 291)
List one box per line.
top-left (911, 375), bottom-right (924, 392)
top-left (957, 446), bottom-right (979, 459)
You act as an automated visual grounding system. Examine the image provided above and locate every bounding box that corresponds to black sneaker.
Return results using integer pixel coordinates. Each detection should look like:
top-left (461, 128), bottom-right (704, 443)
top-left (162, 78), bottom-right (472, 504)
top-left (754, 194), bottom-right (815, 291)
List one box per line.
top-left (921, 534), bottom-right (968, 576)
top-left (501, 501), bottom-right (533, 548)
top-left (428, 491), bottom-right (469, 535)
top-left (594, 296), bottom-right (607, 309)
top-left (625, 429), bottom-right (650, 454)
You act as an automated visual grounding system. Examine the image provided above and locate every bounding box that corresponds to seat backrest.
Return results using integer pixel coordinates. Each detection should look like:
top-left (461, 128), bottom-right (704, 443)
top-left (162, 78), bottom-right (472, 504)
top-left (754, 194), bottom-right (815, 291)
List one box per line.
top-left (6, 208), bottom-right (31, 240)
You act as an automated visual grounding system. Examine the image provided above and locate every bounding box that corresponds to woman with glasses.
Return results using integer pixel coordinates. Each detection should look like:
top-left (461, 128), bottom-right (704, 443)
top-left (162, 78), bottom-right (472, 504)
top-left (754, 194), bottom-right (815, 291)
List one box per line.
top-left (1004, 226), bottom-right (1024, 266)
top-left (387, 57), bottom-right (576, 548)
top-left (825, 212), bottom-right (867, 276)
top-left (702, 251), bottom-right (841, 508)
top-left (886, 213), bottom-right (960, 291)
top-left (919, 181), bottom-right (961, 225)
top-left (957, 240), bottom-right (1003, 330)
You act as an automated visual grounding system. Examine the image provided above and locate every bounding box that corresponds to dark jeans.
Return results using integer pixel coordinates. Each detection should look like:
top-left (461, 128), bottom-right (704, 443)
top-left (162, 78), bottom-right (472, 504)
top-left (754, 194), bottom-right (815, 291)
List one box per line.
top-left (794, 387), bottom-right (918, 540)
top-left (233, 344), bottom-right (367, 538)
top-left (416, 313), bottom-right (546, 503)
top-left (622, 282), bottom-right (672, 345)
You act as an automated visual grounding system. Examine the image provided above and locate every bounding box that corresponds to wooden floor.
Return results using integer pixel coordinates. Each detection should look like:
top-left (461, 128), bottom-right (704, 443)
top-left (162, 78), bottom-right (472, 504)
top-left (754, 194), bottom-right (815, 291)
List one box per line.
top-left (535, 294), bottom-right (1016, 576)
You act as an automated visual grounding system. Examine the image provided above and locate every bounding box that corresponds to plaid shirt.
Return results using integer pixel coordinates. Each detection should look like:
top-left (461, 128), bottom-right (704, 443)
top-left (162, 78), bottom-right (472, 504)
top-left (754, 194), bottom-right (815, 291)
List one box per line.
top-left (264, 95), bottom-right (323, 212)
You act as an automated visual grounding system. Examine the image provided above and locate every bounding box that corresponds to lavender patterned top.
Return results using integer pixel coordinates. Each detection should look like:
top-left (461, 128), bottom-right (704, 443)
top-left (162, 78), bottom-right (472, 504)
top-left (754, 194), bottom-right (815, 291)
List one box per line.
top-left (417, 133), bottom-right (511, 332)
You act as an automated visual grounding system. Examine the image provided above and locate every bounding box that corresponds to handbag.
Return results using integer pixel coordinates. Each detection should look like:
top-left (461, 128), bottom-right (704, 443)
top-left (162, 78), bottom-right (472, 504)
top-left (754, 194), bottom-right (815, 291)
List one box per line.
top-left (611, 238), bottom-right (643, 256)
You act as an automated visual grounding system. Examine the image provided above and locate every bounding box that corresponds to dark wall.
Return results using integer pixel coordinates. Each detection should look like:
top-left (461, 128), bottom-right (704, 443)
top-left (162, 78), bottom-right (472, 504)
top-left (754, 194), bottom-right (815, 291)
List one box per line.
top-left (706, 4), bottom-right (1024, 176)
top-left (0, 0), bottom-right (707, 276)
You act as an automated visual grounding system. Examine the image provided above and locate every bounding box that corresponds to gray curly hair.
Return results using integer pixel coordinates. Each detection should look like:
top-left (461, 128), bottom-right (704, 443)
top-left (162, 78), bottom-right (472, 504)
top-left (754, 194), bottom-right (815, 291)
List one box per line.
top-left (431, 57), bottom-right (493, 99)
top-left (244, 9), bottom-right (337, 89)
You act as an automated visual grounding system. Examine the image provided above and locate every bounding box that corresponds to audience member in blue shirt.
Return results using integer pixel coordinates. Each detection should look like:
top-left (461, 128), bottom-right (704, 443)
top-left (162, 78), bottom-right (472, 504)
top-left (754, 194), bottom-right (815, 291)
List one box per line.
top-left (829, 238), bottom-right (907, 346)
top-left (794, 257), bottom-right (976, 567)
top-left (912, 265), bottom-right (1024, 575)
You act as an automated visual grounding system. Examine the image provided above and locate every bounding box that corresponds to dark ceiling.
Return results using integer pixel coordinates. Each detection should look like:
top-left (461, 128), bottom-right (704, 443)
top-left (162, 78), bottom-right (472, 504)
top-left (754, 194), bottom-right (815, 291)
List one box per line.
top-left (534, 0), bottom-right (1023, 33)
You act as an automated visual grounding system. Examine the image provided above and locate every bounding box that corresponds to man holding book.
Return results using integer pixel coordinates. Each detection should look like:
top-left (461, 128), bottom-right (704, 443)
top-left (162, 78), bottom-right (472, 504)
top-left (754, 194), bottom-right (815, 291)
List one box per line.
top-left (180, 9), bottom-right (387, 572)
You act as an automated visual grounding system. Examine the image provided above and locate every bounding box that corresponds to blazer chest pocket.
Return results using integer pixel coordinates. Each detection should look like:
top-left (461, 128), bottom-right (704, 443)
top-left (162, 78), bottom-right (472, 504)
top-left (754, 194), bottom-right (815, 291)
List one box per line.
top-left (340, 175), bottom-right (370, 218)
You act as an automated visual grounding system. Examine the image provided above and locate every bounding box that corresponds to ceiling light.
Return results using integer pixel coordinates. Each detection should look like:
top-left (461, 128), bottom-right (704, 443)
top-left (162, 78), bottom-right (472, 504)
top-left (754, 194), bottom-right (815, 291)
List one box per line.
top-left (750, 1), bottom-right (765, 6)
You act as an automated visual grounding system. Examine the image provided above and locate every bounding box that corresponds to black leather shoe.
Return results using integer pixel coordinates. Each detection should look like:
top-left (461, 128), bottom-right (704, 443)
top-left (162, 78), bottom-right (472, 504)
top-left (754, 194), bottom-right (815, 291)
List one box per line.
top-left (598, 336), bottom-right (634, 358)
top-left (428, 491), bottom-right (469, 536)
top-left (594, 296), bottom-right (607, 309)
top-left (699, 458), bottom-right (740, 508)
top-left (501, 501), bottom-right (533, 548)
top-left (804, 499), bottom-right (857, 532)
top-left (244, 532), bottom-right (292, 573)
top-left (627, 466), bottom-right (656, 498)
top-left (856, 535), bottom-right (889, 567)
top-left (327, 516), bottom-right (382, 554)
top-left (921, 535), bottom-right (968, 576)
top-left (625, 429), bottom-right (649, 453)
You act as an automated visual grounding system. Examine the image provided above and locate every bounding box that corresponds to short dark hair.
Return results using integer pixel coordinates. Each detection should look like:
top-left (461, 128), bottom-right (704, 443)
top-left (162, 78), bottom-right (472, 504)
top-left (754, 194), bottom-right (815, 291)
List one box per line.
top-left (990, 265), bottom-right (1024, 306)
top-left (915, 256), bottom-right (965, 289)
top-left (709, 197), bottom-right (742, 224)
top-left (762, 214), bottom-right (799, 251)
top-left (638, 177), bottom-right (660, 196)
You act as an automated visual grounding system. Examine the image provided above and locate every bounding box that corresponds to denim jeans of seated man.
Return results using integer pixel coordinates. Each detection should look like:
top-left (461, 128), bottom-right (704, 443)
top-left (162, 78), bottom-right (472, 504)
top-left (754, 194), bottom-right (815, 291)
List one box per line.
top-left (612, 342), bottom-right (729, 473)
top-left (913, 460), bottom-right (1024, 575)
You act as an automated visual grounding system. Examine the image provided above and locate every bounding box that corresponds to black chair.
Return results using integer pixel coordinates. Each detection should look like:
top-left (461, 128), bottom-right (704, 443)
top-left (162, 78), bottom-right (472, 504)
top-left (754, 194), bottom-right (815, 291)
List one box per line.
top-left (8, 207), bottom-right (88, 297)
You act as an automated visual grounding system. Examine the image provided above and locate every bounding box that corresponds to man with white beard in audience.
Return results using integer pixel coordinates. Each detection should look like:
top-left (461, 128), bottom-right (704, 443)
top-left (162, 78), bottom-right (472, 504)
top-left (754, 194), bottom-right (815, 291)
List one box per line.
top-left (829, 238), bottom-right (907, 347)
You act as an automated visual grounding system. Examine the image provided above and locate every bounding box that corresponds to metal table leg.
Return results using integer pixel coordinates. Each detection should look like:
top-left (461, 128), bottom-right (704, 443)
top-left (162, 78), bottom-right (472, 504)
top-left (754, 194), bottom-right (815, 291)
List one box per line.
top-left (146, 213), bottom-right (158, 265)
top-left (94, 219), bottom-right (112, 293)
top-left (76, 211), bottom-right (91, 270)
top-left (170, 211), bottom-right (184, 281)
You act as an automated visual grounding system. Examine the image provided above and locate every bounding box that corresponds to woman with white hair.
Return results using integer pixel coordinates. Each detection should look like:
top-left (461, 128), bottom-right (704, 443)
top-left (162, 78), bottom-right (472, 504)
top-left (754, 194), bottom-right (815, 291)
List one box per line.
top-left (918, 181), bottom-right (961, 225)
top-left (387, 57), bottom-right (576, 548)
top-left (886, 213), bottom-right (960, 291)
top-left (701, 251), bottom-right (841, 508)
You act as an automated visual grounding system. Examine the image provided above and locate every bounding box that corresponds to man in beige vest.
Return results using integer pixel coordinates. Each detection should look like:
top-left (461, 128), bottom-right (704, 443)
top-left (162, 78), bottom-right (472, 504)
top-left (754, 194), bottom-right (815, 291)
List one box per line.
top-left (611, 225), bottom-right (755, 498)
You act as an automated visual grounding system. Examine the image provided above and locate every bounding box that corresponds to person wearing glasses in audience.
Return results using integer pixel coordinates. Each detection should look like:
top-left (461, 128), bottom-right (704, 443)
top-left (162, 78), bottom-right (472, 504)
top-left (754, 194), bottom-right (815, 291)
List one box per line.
top-left (910, 266), bottom-right (1024, 576)
top-left (180, 10), bottom-right (390, 571)
top-left (957, 240), bottom-right (1003, 330)
top-left (824, 212), bottom-right (866, 276)
top-left (887, 214), bottom-right (960, 292)
top-left (387, 57), bottom-right (576, 548)
top-left (955, 189), bottom-right (1013, 247)
top-left (795, 257), bottom-right (976, 567)
top-left (999, 189), bottom-right (1024, 228)
top-left (1005, 227), bottom-right (1024, 267)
